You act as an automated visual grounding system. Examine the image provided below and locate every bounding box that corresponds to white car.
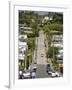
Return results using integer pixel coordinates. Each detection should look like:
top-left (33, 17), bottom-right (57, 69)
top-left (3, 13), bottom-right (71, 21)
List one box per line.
top-left (48, 71), bottom-right (60, 77)
top-left (23, 72), bottom-right (31, 79)
top-left (51, 72), bottom-right (60, 77)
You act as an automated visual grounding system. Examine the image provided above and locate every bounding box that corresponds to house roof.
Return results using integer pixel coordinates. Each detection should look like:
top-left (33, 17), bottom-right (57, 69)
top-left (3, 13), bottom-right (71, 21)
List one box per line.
top-left (51, 43), bottom-right (63, 47)
top-left (59, 49), bottom-right (63, 54)
top-left (19, 23), bottom-right (28, 27)
top-left (19, 42), bottom-right (27, 46)
top-left (20, 27), bottom-right (32, 30)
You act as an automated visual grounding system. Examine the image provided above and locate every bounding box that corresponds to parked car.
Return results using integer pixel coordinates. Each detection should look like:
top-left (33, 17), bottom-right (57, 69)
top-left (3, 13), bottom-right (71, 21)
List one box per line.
top-left (50, 71), bottom-right (60, 77)
top-left (23, 72), bottom-right (31, 79)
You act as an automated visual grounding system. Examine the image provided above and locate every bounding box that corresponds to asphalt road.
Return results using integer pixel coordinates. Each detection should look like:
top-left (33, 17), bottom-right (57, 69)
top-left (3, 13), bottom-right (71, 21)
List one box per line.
top-left (36, 30), bottom-right (47, 64)
top-left (36, 64), bottom-right (49, 78)
top-left (33, 30), bottom-right (49, 78)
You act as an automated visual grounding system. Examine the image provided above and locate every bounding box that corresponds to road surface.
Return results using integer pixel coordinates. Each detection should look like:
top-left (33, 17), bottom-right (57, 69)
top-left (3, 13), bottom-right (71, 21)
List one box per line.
top-left (36, 64), bottom-right (49, 78)
top-left (36, 30), bottom-right (47, 64)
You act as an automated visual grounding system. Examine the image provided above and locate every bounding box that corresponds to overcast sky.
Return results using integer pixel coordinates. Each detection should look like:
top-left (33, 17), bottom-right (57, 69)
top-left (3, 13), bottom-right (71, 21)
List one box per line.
top-left (34, 11), bottom-right (48, 15)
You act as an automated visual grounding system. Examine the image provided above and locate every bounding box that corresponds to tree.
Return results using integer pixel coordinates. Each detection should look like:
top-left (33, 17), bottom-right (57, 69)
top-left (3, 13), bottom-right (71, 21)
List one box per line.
top-left (26, 56), bottom-right (29, 69)
top-left (46, 46), bottom-right (59, 58)
top-left (53, 13), bottom-right (63, 24)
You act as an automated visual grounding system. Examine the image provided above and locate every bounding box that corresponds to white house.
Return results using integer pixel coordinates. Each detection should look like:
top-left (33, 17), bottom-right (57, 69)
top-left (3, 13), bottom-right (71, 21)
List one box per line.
top-left (51, 34), bottom-right (63, 48)
top-left (58, 49), bottom-right (63, 54)
top-left (42, 16), bottom-right (53, 23)
top-left (44, 16), bottom-right (49, 20)
top-left (20, 27), bottom-right (32, 31)
top-left (19, 42), bottom-right (28, 54)
top-left (19, 46), bottom-right (27, 55)
top-left (19, 23), bottom-right (32, 32)
top-left (42, 16), bottom-right (49, 23)
top-left (18, 54), bottom-right (25, 66)
top-left (19, 23), bottom-right (32, 31)
top-left (19, 35), bottom-right (27, 40)
top-left (19, 47), bottom-right (27, 52)
top-left (19, 42), bottom-right (27, 48)
top-left (49, 16), bottom-right (53, 20)
top-left (19, 23), bottom-right (28, 27)
top-left (52, 35), bottom-right (63, 41)
top-left (19, 54), bottom-right (25, 60)
top-left (50, 30), bottom-right (59, 34)
top-left (51, 43), bottom-right (63, 48)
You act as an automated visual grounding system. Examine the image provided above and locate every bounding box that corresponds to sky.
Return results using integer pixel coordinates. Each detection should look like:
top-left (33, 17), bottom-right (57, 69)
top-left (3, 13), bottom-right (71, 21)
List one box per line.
top-left (34, 11), bottom-right (48, 15)
top-left (19, 10), bottom-right (63, 15)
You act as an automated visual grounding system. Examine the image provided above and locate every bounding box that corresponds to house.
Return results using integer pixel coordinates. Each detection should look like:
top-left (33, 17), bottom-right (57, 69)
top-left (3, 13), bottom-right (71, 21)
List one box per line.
top-left (57, 53), bottom-right (63, 59)
top-left (19, 23), bottom-right (32, 31)
top-left (49, 16), bottom-right (53, 20)
top-left (19, 35), bottom-right (27, 40)
top-left (42, 16), bottom-right (49, 23)
top-left (51, 43), bottom-right (63, 48)
top-left (51, 34), bottom-right (63, 48)
top-left (50, 30), bottom-right (59, 33)
top-left (19, 35), bottom-right (27, 42)
top-left (19, 23), bottom-right (28, 28)
top-left (19, 42), bottom-right (28, 54)
top-left (19, 54), bottom-right (25, 60)
top-left (42, 16), bottom-right (53, 23)
top-left (58, 49), bottom-right (63, 54)
top-left (19, 42), bottom-right (28, 48)
top-left (52, 35), bottom-right (63, 42)
top-left (20, 27), bottom-right (32, 31)
top-left (19, 46), bottom-right (27, 55)
top-left (19, 54), bottom-right (25, 66)
top-left (44, 16), bottom-right (49, 20)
